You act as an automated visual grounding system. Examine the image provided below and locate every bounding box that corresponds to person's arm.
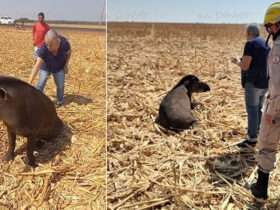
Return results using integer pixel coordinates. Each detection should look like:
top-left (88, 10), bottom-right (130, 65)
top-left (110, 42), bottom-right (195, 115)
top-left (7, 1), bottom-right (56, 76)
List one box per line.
top-left (231, 41), bottom-right (253, 71)
top-left (263, 96), bottom-right (280, 124)
top-left (66, 50), bottom-right (71, 65)
top-left (64, 50), bottom-right (71, 74)
top-left (232, 56), bottom-right (252, 70)
top-left (29, 57), bottom-right (44, 84)
top-left (64, 47), bottom-right (71, 74)
top-left (32, 24), bottom-right (36, 45)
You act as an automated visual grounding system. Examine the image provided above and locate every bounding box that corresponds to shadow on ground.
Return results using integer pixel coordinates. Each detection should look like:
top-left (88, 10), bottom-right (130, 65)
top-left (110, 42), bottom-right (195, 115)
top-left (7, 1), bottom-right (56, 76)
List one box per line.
top-left (15, 123), bottom-right (73, 165)
top-left (63, 94), bottom-right (93, 106)
top-left (205, 149), bottom-right (257, 186)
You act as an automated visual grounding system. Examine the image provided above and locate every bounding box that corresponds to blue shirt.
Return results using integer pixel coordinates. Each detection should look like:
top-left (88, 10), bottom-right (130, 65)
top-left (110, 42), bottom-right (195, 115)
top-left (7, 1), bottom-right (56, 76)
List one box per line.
top-left (37, 36), bottom-right (71, 73)
top-left (241, 37), bottom-right (270, 89)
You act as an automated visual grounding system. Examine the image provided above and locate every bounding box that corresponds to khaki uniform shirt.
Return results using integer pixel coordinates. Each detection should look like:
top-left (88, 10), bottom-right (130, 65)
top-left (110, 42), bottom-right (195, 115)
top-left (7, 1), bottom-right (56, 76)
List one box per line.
top-left (265, 36), bottom-right (280, 118)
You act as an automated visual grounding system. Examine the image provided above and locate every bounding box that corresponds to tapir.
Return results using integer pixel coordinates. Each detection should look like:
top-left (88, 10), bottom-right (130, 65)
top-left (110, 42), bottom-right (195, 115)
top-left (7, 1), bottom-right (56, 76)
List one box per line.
top-left (0, 75), bottom-right (63, 167)
top-left (155, 75), bottom-right (210, 132)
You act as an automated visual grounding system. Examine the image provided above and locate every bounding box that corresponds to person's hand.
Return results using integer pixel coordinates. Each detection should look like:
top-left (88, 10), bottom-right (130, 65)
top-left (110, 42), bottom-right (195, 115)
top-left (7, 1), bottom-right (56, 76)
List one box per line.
top-left (64, 65), bottom-right (69, 74)
top-left (264, 113), bottom-right (273, 124)
top-left (28, 74), bottom-right (34, 85)
top-left (28, 78), bottom-right (34, 85)
top-left (231, 57), bottom-right (239, 64)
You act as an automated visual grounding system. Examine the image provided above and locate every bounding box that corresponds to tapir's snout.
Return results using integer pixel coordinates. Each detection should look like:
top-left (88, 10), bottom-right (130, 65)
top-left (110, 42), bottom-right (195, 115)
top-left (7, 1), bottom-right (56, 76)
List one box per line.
top-left (192, 81), bottom-right (210, 93)
top-left (200, 82), bottom-right (210, 92)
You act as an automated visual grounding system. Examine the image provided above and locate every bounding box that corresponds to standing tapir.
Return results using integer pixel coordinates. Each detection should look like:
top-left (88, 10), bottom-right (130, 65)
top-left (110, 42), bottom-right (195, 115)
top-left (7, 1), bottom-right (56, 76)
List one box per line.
top-left (155, 75), bottom-right (210, 132)
top-left (0, 75), bottom-right (63, 167)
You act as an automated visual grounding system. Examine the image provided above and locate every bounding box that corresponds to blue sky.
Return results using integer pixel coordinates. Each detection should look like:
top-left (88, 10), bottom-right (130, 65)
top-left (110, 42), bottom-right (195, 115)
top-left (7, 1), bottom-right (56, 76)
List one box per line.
top-left (0, 0), bottom-right (105, 21)
top-left (108, 0), bottom-right (276, 23)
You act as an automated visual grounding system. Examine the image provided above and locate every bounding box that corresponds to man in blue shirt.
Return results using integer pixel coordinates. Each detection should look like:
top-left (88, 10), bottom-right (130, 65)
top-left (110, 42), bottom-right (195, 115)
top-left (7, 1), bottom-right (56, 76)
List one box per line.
top-left (232, 24), bottom-right (270, 148)
top-left (29, 29), bottom-right (71, 107)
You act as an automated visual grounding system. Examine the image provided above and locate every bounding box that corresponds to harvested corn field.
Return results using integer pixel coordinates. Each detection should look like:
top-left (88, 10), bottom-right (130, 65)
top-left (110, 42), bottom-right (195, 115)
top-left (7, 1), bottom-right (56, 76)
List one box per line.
top-left (107, 23), bottom-right (280, 209)
top-left (0, 27), bottom-right (106, 209)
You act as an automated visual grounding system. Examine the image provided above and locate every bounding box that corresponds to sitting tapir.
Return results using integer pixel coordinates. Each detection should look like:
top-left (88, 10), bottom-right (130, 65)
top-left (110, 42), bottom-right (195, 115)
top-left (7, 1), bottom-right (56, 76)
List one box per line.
top-left (0, 75), bottom-right (63, 167)
top-left (155, 75), bottom-right (210, 132)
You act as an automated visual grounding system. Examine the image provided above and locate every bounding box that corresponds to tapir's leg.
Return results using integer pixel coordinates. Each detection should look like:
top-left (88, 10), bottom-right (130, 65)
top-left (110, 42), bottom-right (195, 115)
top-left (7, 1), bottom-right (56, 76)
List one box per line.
top-left (171, 113), bottom-right (197, 130)
top-left (186, 113), bottom-right (197, 128)
top-left (4, 126), bottom-right (16, 161)
top-left (191, 103), bottom-right (195, 109)
top-left (36, 140), bottom-right (45, 149)
top-left (26, 136), bottom-right (37, 167)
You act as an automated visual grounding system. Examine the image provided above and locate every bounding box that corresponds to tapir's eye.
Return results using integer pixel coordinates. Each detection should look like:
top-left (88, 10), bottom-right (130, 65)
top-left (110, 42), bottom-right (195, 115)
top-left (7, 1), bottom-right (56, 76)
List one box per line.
top-left (193, 78), bottom-right (199, 82)
top-left (0, 88), bottom-right (8, 100)
top-left (0, 89), bottom-right (5, 99)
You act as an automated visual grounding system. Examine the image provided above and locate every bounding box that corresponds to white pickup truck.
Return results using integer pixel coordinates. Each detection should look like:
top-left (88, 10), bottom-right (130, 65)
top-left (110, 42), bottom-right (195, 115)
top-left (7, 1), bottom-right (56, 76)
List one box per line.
top-left (0, 16), bottom-right (15, 25)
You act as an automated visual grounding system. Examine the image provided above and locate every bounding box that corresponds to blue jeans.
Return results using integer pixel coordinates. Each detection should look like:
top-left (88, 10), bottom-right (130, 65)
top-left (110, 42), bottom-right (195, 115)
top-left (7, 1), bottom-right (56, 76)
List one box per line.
top-left (36, 69), bottom-right (65, 103)
top-left (245, 82), bottom-right (267, 141)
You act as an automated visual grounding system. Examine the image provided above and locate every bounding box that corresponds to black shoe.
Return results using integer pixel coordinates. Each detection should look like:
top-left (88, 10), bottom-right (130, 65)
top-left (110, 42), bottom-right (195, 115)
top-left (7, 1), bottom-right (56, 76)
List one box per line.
top-left (237, 139), bottom-right (256, 148)
top-left (250, 170), bottom-right (269, 201)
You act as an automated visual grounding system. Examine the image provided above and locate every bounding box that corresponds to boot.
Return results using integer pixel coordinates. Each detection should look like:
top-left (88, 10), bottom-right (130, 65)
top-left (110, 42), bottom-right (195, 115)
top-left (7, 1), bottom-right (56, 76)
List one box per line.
top-left (250, 170), bottom-right (269, 201)
top-left (237, 139), bottom-right (257, 148)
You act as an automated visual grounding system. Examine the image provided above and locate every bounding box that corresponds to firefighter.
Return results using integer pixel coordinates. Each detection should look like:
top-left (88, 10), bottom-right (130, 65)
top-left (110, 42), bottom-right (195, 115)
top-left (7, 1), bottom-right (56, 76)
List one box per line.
top-left (251, 2), bottom-right (280, 201)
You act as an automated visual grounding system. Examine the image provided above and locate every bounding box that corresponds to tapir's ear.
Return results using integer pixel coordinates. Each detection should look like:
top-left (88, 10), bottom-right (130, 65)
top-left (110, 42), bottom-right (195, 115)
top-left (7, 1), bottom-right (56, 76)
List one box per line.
top-left (183, 79), bottom-right (191, 86)
top-left (184, 75), bottom-right (198, 84)
top-left (0, 88), bottom-right (8, 100)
